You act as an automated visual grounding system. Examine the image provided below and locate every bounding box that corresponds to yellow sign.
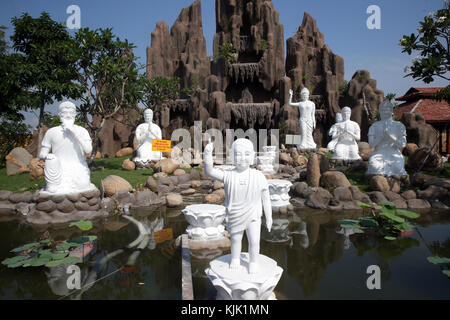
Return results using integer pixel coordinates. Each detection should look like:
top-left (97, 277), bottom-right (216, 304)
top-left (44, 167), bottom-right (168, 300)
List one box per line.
top-left (154, 228), bottom-right (174, 244)
top-left (152, 139), bottom-right (172, 153)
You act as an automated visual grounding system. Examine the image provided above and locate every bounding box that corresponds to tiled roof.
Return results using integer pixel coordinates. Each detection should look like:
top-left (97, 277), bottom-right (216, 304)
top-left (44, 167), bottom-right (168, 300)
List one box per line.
top-left (396, 87), bottom-right (445, 101)
top-left (394, 99), bottom-right (450, 123)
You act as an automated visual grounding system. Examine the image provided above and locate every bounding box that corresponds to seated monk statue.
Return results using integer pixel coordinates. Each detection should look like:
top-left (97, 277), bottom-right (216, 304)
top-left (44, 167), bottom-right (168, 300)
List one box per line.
top-left (367, 101), bottom-right (408, 176)
top-left (39, 101), bottom-right (95, 194)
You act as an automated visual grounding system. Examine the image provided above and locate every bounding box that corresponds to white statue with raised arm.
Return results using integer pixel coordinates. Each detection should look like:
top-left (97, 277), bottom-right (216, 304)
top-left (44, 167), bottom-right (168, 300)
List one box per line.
top-left (204, 138), bottom-right (273, 274)
top-left (133, 109), bottom-right (163, 166)
top-left (289, 88), bottom-right (317, 150)
top-left (39, 101), bottom-right (95, 194)
top-left (367, 101), bottom-right (408, 176)
top-left (329, 107), bottom-right (362, 160)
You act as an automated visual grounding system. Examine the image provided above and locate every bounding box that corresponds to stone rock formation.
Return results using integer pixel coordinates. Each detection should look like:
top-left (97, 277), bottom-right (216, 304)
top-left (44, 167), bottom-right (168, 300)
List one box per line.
top-left (285, 12), bottom-right (345, 146)
top-left (146, 0), bottom-right (210, 90)
top-left (340, 70), bottom-right (385, 141)
top-left (207, 0), bottom-right (285, 134)
top-left (95, 108), bottom-right (140, 158)
top-left (401, 112), bottom-right (438, 150)
top-left (5, 147), bottom-right (33, 176)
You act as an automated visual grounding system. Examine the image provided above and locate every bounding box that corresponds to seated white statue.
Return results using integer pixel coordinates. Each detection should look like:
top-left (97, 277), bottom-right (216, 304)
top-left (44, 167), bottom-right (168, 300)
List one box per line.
top-left (133, 109), bottom-right (163, 166)
top-left (39, 101), bottom-right (95, 194)
top-left (367, 101), bottom-right (408, 176)
top-left (329, 107), bottom-right (362, 161)
top-left (204, 138), bottom-right (273, 274)
top-left (327, 113), bottom-right (342, 151)
top-left (289, 88), bottom-right (317, 150)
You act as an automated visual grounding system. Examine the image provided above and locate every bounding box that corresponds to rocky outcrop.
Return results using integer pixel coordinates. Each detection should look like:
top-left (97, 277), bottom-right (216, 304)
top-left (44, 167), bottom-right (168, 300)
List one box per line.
top-left (146, 0), bottom-right (210, 90)
top-left (285, 12), bottom-right (345, 146)
top-left (340, 70), bottom-right (385, 141)
top-left (401, 112), bottom-right (438, 150)
top-left (5, 147), bottom-right (33, 176)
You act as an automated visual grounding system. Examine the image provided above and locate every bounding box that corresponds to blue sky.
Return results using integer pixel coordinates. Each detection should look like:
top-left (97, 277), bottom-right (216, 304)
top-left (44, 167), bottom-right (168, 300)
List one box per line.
top-left (1, 0), bottom-right (448, 128)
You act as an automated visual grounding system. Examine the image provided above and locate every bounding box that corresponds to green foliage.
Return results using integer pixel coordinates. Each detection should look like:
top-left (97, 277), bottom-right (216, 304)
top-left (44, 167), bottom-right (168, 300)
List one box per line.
top-left (0, 116), bottom-right (31, 168)
top-left (278, 118), bottom-right (289, 147)
top-left (1, 235), bottom-right (96, 268)
top-left (258, 39), bottom-right (269, 52)
top-left (338, 80), bottom-right (349, 97)
top-left (141, 76), bottom-right (189, 110)
top-left (217, 42), bottom-right (237, 63)
top-left (399, 2), bottom-right (449, 83)
top-left (9, 12), bottom-right (81, 126)
top-left (433, 85), bottom-right (450, 104)
top-left (339, 202), bottom-right (420, 240)
top-left (69, 220), bottom-right (93, 231)
top-left (0, 25), bottom-right (7, 53)
top-left (427, 256), bottom-right (450, 278)
top-left (73, 27), bottom-right (143, 162)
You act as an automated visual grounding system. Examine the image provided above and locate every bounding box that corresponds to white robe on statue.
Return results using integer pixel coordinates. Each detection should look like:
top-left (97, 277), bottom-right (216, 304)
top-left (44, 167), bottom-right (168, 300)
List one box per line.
top-left (223, 169), bottom-right (269, 235)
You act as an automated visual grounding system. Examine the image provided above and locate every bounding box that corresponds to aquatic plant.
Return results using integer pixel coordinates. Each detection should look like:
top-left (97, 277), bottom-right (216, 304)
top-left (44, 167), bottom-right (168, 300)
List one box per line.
top-left (427, 256), bottom-right (450, 278)
top-left (2, 221), bottom-right (96, 268)
top-left (339, 201), bottom-right (420, 241)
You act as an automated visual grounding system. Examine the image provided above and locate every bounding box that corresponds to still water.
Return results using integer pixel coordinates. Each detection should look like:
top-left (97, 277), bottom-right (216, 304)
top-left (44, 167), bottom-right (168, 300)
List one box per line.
top-left (0, 203), bottom-right (449, 300)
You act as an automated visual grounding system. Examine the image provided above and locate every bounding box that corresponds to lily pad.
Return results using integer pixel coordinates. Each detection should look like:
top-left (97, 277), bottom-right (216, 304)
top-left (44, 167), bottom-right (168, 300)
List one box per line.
top-left (443, 270), bottom-right (450, 278)
top-left (51, 252), bottom-right (69, 260)
top-left (384, 236), bottom-right (397, 241)
top-left (2, 255), bottom-right (30, 266)
top-left (69, 236), bottom-right (97, 244)
top-left (427, 256), bottom-right (450, 265)
top-left (357, 201), bottom-right (373, 209)
top-left (396, 210), bottom-right (420, 219)
top-left (378, 201), bottom-right (396, 209)
top-left (45, 256), bottom-right (79, 268)
top-left (70, 220), bottom-right (93, 231)
top-left (10, 242), bottom-right (40, 253)
top-left (380, 207), bottom-right (405, 223)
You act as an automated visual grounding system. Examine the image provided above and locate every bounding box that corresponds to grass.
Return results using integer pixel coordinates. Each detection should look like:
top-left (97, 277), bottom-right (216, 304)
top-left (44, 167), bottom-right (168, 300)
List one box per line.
top-left (0, 156), bottom-right (158, 193)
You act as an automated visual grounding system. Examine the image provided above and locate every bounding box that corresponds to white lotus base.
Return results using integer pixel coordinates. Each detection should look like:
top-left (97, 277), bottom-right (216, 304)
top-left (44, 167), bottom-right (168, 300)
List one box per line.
top-left (186, 225), bottom-right (226, 241)
top-left (205, 253), bottom-right (283, 300)
top-left (268, 179), bottom-right (293, 208)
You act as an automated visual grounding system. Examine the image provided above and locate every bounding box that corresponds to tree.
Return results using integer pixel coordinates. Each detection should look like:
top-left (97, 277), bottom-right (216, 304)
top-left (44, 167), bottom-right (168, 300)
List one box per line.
top-left (140, 76), bottom-right (190, 110)
top-left (73, 28), bottom-right (143, 163)
top-left (400, 2), bottom-right (449, 83)
top-left (0, 114), bottom-right (31, 168)
top-left (10, 12), bottom-right (81, 154)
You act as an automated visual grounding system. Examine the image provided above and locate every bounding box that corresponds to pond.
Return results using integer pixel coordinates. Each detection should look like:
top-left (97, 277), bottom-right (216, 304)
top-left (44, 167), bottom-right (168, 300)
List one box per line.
top-left (0, 204), bottom-right (449, 300)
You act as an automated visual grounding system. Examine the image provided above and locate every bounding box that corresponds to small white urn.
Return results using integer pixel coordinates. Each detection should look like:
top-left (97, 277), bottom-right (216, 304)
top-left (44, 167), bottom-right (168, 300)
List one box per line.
top-left (268, 179), bottom-right (293, 208)
top-left (182, 204), bottom-right (227, 241)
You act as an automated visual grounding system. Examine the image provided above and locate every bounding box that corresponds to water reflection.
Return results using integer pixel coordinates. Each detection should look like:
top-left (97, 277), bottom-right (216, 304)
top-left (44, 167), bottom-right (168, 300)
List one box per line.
top-left (1, 207), bottom-right (449, 300)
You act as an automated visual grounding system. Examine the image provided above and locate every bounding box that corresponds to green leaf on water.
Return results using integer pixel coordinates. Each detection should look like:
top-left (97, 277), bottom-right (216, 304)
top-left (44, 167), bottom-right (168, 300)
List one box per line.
top-left (2, 255), bottom-right (29, 266)
top-left (353, 228), bottom-right (365, 234)
top-left (443, 270), bottom-right (450, 278)
top-left (45, 256), bottom-right (79, 268)
top-left (384, 236), bottom-right (397, 241)
top-left (378, 201), bottom-right (396, 209)
top-left (69, 220), bottom-right (93, 231)
top-left (357, 201), bottom-right (373, 209)
top-left (380, 207), bottom-right (405, 223)
top-left (427, 256), bottom-right (450, 265)
top-left (30, 257), bottom-right (51, 267)
top-left (69, 236), bottom-right (97, 244)
top-left (10, 242), bottom-right (40, 253)
top-left (56, 242), bottom-right (72, 251)
top-left (51, 252), bottom-right (69, 260)
top-left (397, 210), bottom-right (420, 219)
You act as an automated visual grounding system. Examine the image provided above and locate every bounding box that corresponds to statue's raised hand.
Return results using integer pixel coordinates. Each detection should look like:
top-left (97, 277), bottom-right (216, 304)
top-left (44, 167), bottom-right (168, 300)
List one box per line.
top-left (204, 138), bottom-right (214, 157)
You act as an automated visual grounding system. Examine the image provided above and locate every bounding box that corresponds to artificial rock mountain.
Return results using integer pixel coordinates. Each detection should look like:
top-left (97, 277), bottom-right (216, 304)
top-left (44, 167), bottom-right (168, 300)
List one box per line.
top-left (96, 0), bottom-right (385, 157)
